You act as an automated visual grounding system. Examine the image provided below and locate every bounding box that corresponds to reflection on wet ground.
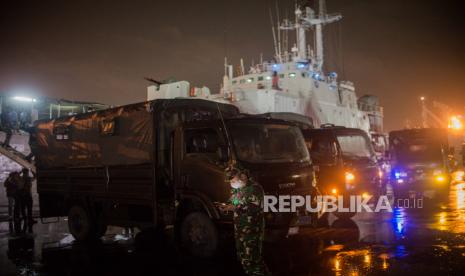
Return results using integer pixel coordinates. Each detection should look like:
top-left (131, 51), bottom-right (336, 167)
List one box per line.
top-left (1, 184), bottom-right (465, 275)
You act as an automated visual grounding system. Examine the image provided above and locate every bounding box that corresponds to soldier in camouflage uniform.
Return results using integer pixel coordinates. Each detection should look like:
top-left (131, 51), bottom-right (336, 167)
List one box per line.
top-left (226, 164), bottom-right (270, 276)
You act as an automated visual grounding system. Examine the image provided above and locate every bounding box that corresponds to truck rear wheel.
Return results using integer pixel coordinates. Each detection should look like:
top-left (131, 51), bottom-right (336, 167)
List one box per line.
top-left (68, 205), bottom-right (97, 241)
top-left (180, 212), bottom-right (218, 258)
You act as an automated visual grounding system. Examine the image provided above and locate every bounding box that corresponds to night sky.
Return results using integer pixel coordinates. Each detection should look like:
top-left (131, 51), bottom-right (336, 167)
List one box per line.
top-left (1, 0), bottom-right (464, 131)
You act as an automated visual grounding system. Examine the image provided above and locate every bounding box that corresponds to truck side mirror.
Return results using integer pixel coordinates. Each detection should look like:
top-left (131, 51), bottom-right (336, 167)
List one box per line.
top-left (217, 146), bottom-right (229, 163)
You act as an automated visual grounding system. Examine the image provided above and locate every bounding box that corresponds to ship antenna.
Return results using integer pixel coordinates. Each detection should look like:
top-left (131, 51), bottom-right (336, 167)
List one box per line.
top-left (216, 103), bottom-right (236, 161)
top-left (269, 7), bottom-right (279, 62)
top-left (275, 0), bottom-right (282, 62)
top-left (223, 29), bottom-right (228, 74)
top-left (224, 57), bottom-right (228, 76)
top-left (283, 7), bottom-right (289, 60)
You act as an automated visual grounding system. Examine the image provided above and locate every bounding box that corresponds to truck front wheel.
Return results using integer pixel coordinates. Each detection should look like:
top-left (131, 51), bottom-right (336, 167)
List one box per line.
top-left (180, 212), bottom-right (218, 258)
top-left (68, 205), bottom-right (95, 241)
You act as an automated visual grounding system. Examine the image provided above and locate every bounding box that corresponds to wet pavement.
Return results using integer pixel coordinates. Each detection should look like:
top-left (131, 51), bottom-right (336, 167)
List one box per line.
top-left (1, 183), bottom-right (465, 275)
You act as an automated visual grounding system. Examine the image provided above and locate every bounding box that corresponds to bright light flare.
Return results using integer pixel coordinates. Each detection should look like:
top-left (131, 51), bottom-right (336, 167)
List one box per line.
top-left (331, 188), bottom-right (338, 195)
top-left (378, 169), bottom-right (383, 179)
top-left (345, 172), bottom-right (355, 182)
top-left (435, 175), bottom-right (446, 183)
top-left (439, 212), bottom-right (447, 225)
top-left (448, 116), bottom-right (463, 130)
top-left (334, 258), bottom-right (341, 271)
top-left (453, 170), bottom-right (465, 182)
top-left (364, 253), bottom-right (371, 265)
top-left (12, 96), bottom-right (37, 102)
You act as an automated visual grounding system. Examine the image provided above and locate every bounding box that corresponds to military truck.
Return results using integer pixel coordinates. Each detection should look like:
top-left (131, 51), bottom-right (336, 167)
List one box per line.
top-left (389, 128), bottom-right (454, 199)
top-left (32, 99), bottom-right (316, 257)
top-left (301, 125), bottom-right (384, 218)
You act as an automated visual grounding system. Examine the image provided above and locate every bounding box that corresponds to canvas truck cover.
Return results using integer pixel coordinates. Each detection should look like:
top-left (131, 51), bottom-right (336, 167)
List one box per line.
top-left (32, 102), bottom-right (154, 168)
top-left (31, 98), bottom-right (240, 169)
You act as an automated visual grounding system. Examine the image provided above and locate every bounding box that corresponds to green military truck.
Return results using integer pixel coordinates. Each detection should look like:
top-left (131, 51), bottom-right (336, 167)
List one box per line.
top-left (31, 99), bottom-right (316, 257)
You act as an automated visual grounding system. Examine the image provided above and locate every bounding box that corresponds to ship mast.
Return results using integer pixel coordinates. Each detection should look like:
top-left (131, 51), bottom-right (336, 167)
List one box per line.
top-left (280, 0), bottom-right (341, 71)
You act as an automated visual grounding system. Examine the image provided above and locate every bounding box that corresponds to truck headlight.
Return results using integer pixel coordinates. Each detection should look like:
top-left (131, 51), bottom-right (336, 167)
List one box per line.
top-left (435, 175), bottom-right (446, 183)
top-left (345, 172), bottom-right (355, 182)
top-left (395, 171), bottom-right (408, 179)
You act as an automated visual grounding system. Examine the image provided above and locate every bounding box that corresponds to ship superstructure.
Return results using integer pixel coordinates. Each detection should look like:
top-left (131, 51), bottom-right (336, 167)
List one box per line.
top-left (218, 0), bottom-right (383, 137)
top-left (147, 0), bottom-right (385, 149)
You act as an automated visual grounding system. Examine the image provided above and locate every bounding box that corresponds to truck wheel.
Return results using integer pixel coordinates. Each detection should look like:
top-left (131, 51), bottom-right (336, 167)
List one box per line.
top-left (68, 205), bottom-right (95, 241)
top-left (180, 212), bottom-right (218, 258)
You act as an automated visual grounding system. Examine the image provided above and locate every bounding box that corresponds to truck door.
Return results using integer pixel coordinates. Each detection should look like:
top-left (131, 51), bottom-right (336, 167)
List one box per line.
top-left (173, 125), bottom-right (229, 202)
top-left (308, 132), bottom-right (342, 192)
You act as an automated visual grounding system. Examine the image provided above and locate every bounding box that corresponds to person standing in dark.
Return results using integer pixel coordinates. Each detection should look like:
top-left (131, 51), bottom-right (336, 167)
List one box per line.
top-left (227, 164), bottom-right (270, 276)
top-left (20, 168), bottom-right (34, 233)
top-left (8, 110), bottom-right (18, 131)
top-left (1, 108), bottom-right (13, 147)
top-left (11, 171), bottom-right (24, 234)
top-left (19, 111), bottom-right (29, 129)
top-left (3, 172), bottom-right (18, 221)
top-left (271, 71), bottom-right (280, 90)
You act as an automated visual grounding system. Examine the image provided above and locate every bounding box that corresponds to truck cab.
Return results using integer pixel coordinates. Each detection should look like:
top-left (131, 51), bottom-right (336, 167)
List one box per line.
top-left (172, 115), bottom-right (316, 255)
top-left (301, 125), bottom-right (383, 217)
top-left (389, 128), bottom-right (453, 199)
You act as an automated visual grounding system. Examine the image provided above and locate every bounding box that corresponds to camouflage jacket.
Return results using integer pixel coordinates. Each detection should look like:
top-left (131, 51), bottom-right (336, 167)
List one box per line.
top-left (232, 183), bottom-right (265, 234)
top-left (226, 163), bottom-right (265, 230)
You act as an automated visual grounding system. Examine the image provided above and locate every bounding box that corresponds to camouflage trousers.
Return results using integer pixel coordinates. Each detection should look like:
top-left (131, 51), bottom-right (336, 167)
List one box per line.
top-left (234, 220), bottom-right (270, 275)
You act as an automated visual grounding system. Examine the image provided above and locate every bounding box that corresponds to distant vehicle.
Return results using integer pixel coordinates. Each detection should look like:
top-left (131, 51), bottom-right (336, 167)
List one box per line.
top-left (31, 99), bottom-right (317, 257)
top-left (388, 128), bottom-right (454, 199)
top-left (301, 124), bottom-right (384, 218)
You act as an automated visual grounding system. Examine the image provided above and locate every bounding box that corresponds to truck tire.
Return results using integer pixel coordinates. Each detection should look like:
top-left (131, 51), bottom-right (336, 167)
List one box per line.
top-left (68, 205), bottom-right (95, 242)
top-left (180, 212), bottom-right (218, 258)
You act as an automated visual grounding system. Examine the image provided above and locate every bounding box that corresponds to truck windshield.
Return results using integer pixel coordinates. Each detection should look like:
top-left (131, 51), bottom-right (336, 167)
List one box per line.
top-left (336, 134), bottom-right (374, 160)
top-left (394, 141), bottom-right (444, 164)
top-left (229, 123), bottom-right (310, 164)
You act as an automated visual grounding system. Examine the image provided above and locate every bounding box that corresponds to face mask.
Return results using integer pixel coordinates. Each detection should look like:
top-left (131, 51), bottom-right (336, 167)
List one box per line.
top-left (231, 178), bottom-right (246, 189)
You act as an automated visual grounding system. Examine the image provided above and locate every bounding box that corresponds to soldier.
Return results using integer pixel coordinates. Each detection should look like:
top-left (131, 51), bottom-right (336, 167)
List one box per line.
top-left (227, 164), bottom-right (270, 276)
top-left (20, 168), bottom-right (35, 233)
top-left (3, 172), bottom-right (18, 221)
top-left (11, 171), bottom-right (24, 234)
